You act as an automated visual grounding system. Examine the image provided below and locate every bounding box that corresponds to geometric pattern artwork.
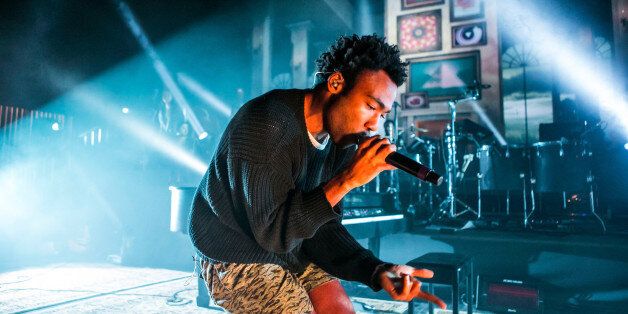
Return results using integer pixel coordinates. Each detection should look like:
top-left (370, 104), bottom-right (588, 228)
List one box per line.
top-left (397, 10), bottom-right (442, 54)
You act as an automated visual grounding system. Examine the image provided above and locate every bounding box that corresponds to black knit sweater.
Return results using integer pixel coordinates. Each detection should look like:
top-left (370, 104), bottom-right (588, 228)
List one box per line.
top-left (188, 89), bottom-right (385, 290)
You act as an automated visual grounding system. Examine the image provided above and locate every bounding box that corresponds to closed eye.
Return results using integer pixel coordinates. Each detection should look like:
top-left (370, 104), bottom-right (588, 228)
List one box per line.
top-left (366, 103), bottom-right (387, 119)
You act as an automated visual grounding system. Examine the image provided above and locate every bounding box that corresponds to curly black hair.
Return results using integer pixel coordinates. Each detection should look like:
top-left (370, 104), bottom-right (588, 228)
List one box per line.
top-left (314, 34), bottom-right (408, 90)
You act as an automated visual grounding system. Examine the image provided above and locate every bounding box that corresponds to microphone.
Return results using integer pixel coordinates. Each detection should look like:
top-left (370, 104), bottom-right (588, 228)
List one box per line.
top-left (356, 134), bottom-right (443, 186)
top-left (385, 152), bottom-right (443, 186)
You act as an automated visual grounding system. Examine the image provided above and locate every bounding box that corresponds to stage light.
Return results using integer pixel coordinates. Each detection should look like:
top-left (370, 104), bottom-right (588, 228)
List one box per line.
top-left (116, 1), bottom-right (208, 140)
top-left (72, 88), bottom-right (208, 174)
top-left (500, 0), bottom-right (628, 137)
top-left (177, 73), bottom-right (232, 118)
top-left (198, 132), bottom-right (208, 140)
top-left (624, 143), bottom-right (628, 151)
top-left (51, 122), bottom-right (60, 131)
top-left (468, 100), bottom-right (508, 146)
top-left (121, 107), bottom-right (129, 114)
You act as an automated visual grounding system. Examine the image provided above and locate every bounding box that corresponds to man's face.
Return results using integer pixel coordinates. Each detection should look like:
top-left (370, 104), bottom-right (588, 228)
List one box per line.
top-left (324, 70), bottom-right (398, 148)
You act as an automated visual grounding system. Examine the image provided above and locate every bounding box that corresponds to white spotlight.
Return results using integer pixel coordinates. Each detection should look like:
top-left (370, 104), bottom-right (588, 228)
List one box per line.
top-left (198, 132), bottom-right (208, 140)
top-left (177, 73), bottom-right (233, 118)
top-left (117, 1), bottom-right (207, 140)
top-left (624, 143), bottom-right (628, 151)
top-left (122, 107), bottom-right (129, 114)
top-left (73, 88), bottom-right (208, 174)
top-left (51, 122), bottom-right (60, 131)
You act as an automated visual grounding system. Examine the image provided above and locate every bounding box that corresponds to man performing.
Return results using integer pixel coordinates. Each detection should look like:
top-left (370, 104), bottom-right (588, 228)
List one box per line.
top-left (189, 34), bottom-right (446, 313)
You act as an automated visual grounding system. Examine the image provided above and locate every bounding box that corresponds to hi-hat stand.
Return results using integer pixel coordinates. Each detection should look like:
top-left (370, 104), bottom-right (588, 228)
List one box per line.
top-left (434, 90), bottom-right (480, 222)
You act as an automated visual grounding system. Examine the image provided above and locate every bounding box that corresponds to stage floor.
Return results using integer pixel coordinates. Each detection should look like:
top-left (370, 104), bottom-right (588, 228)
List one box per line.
top-left (4, 226), bottom-right (627, 313)
top-left (0, 263), bottom-right (461, 314)
top-left (0, 264), bottom-right (220, 313)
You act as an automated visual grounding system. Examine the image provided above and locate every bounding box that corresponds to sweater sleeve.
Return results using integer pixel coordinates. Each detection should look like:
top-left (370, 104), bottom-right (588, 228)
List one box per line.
top-left (227, 157), bottom-right (341, 254)
top-left (300, 220), bottom-right (386, 291)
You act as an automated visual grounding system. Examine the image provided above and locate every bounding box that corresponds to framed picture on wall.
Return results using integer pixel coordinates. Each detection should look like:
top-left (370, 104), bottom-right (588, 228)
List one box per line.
top-left (397, 10), bottom-right (442, 54)
top-left (408, 50), bottom-right (481, 101)
top-left (401, 92), bottom-right (430, 110)
top-left (450, 0), bottom-right (484, 22)
top-left (452, 22), bottom-right (487, 47)
top-left (401, 0), bottom-right (444, 10)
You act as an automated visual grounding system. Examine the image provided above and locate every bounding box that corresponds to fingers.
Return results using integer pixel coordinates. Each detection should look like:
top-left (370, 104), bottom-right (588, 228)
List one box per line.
top-left (412, 268), bottom-right (434, 279)
top-left (366, 138), bottom-right (391, 157)
top-left (415, 290), bottom-right (447, 310)
top-left (380, 275), bottom-right (398, 297)
top-left (358, 136), bottom-right (391, 153)
top-left (375, 142), bottom-right (396, 160)
top-left (356, 135), bottom-right (379, 151)
top-left (406, 279), bottom-right (421, 302)
top-left (364, 137), bottom-right (396, 168)
top-left (382, 265), bottom-right (446, 307)
top-left (401, 274), bottom-right (411, 297)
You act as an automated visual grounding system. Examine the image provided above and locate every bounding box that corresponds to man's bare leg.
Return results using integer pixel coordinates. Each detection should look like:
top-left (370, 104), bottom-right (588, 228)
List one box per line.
top-left (308, 280), bottom-right (354, 314)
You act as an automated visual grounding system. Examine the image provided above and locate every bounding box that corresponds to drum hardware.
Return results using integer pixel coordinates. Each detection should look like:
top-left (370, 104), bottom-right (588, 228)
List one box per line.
top-left (587, 174), bottom-right (606, 232)
top-left (385, 104), bottom-right (401, 198)
top-left (476, 173), bottom-right (483, 219)
top-left (397, 123), bottom-right (440, 216)
top-left (477, 144), bottom-right (529, 223)
top-left (529, 139), bottom-right (606, 232)
top-left (425, 141), bottom-right (437, 213)
top-left (435, 92), bottom-right (480, 221)
top-left (525, 177), bottom-right (536, 228)
top-left (457, 154), bottom-right (475, 182)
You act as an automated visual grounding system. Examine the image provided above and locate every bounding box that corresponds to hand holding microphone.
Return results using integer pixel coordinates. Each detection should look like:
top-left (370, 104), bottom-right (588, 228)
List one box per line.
top-left (343, 135), bottom-right (442, 190)
top-left (342, 136), bottom-right (398, 189)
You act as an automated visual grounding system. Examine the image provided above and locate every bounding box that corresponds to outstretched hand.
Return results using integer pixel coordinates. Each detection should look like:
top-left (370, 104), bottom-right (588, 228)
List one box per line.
top-left (378, 264), bottom-right (446, 309)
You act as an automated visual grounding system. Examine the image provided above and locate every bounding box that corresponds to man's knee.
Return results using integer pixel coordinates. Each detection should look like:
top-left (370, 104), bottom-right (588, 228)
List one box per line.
top-left (308, 280), bottom-right (354, 314)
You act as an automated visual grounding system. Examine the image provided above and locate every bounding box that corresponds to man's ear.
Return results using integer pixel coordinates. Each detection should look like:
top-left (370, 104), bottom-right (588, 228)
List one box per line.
top-left (327, 72), bottom-right (345, 94)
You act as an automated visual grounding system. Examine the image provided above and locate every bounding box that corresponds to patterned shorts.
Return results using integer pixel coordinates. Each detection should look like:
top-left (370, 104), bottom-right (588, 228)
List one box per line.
top-left (200, 259), bottom-right (336, 314)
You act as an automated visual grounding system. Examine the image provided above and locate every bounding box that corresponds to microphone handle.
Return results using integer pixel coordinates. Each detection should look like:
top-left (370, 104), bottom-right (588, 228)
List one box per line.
top-left (385, 152), bottom-right (443, 186)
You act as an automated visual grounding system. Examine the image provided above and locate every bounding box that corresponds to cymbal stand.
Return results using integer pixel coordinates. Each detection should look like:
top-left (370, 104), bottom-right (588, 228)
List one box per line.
top-left (437, 93), bottom-right (479, 219)
top-left (426, 140), bottom-right (437, 213)
top-left (388, 102), bottom-right (401, 195)
top-left (587, 173), bottom-right (606, 232)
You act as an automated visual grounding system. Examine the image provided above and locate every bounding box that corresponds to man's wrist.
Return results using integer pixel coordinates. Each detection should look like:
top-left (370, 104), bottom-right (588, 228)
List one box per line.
top-left (324, 171), bottom-right (356, 207)
top-left (371, 263), bottom-right (394, 291)
top-left (336, 169), bottom-right (357, 191)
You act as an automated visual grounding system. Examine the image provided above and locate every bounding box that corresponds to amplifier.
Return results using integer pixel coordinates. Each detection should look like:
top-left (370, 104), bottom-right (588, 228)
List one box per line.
top-left (477, 276), bottom-right (543, 314)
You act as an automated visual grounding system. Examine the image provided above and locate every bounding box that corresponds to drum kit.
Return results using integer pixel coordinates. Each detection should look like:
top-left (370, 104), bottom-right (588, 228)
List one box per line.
top-left (375, 87), bottom-right (607, 232)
